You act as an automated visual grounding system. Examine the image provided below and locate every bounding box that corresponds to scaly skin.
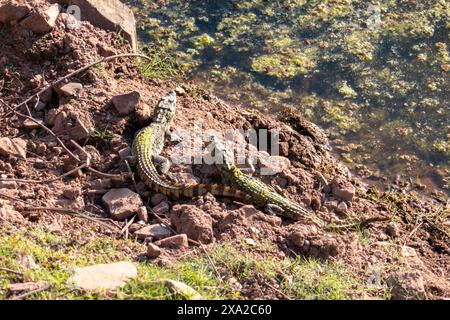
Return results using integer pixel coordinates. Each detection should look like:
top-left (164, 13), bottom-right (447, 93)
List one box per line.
top-left (132, 91), bottom-right (323, 225)
top-left (132, 91), bottom-right (252, 201)
top-left (211, 137), bottom-right (325, 225)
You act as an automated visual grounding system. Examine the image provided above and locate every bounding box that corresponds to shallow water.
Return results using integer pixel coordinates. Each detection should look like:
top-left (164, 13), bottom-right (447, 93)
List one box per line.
top-left (126, 0), bottom-right (449, 194)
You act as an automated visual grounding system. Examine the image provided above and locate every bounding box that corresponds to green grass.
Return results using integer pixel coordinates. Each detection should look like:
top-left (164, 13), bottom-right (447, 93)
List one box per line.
top-left (138, 46), bottom-right (185, 79)
top-left (0, 226), bottom-right (378, 300)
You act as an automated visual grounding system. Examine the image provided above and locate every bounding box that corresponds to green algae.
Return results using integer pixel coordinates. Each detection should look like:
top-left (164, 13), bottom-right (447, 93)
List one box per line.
top-left (126, 0), bottom-right (450, 193)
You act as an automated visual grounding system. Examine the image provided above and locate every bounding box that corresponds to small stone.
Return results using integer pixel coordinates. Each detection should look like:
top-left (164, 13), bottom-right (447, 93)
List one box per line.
top-left (146, 243), bottom-right (162, 258)
top-left (0, 137), bottom-right (27, 159)
top-left (259, 155), bottom-right (291, 175)
top-left (249, 226), bottom-right (260, 235)
top-left (316, 172), bottom-right (328, 185)
top-left (151, 193), bottom-right (168, 206)
top-left (134, 223), bottom-right (172, 241)
top-left (311, 196), bottom-right (321, 210)
top-left (245, 238), bottom-right (256, 246)
top-left (62, 188), bottom-right (82, 200)
top-left (20, 3), bottom-right (60, 33)
top-left (387, 271), bottom-right (426, 300)
top-left (336, 202), bottom-right (348, 214)
top-left (170, 204), bottom-right (213, 244)
top-left (90, 178), bottom-right (112, 190)
top-left (0, 1), bottom-right (32, 25)
top-left (68, 262), bottom-right (138, 292)
top-left (102, 188), bottom-right (143, 220)
top-left (154, 234), bottom-right (189, 249)
top-left (159, 279), bottom-right (202, 300)
top-left (174, 86), bottom-right (186, 96)
top-left (386, 222), bottom-right (399, 238)
top-left (330, 177), bottom-right (356, 202)
top-left (152, 201), bottom-right (169, 215)
top-left (111, 91), bottom-right (140, 116)
top-left (0, 180), bottom-right (17, 189)
top-left (56, 82), bottom-right (83, 97)
top-left (137, 206), bottom-right (148, 223)
top-left (22, 118), bottom-right (43, 129)
top-left (118, 147), bottom-right (132, 161)
top-left (279, 142), bottom-right (290, 157)
top-left (7, 281), bottom-right (47, 294)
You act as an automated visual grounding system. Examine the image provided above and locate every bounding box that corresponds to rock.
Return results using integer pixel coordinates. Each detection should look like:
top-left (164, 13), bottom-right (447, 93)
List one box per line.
top-left (387, 271), bottom-right (426, 300)
top-left (336, 202), bottom-right (348, 215)
top-left (52, 109), bottom-right (93, 141)
top-left (0, 201), bottom-right (25, 226)
top-left (170, 205), bottom-right (213, 244)
top-left (0, 137), bottom-right (27, 159)
top-left (146, 243), bottom-right (162, 258)
top-left (7, 281), bottom-right (48, 294)
top-left (316, 172), bottom-right (329, 191)
top-left (386, 222), bottom-right (399, 238)
top-left (152, 201), bottom-right (170, 215)
top-left (137, 206), bottom-right (148, 223)
top-left (0, 1), bottom-right (32, 25)
top-left (68, 261), bottom-right (138, 292)
top-left (102, 188), bottom-right (143, 220)
top-left (134, 223), bottom-right (172, 241)
top-left (159, 279), bottom-right (202, 300)
top-left (22, 118), bottom-right (43, 129)
top-left (0, 180), bottom-right (17, 189)
top-left (62, 188), bottom-right (82, 200)
top-left (330, 177), bottom-right (356, 202)
top-left (279, 141), bottom-right (289, 157)
top-left (90, 178), bottom-right (112, 190)
top-left (55, 82), bottom-right (83, 97)
top-left (111, 91), bottom-right (140, 116)
top-left (245, 238), bottom-right (256, 246)
top-left (59, 0), bottom-right (138, 51)
top-left (259, 155), bottom-right (291, 175)
top-left (151, 193), bottom-right (168, 206)
top-left (118, 147), bottom-right (131, 161)
top-left (21, 3), bottom-right (60, 33)
top-left (154, 234), bottom-right (189, 249)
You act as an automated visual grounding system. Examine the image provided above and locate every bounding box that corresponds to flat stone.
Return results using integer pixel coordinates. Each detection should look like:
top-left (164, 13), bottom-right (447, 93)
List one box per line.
top-left (59, 0), bottom-right (138, 51)
top-left (118, 147), bottom-right (132, 161)
top-left (68, 261), bottom-right (138, 292)
top-left (7, 281), bottom-right (48, 294)
top-left (387, 271), bottom-right (426, 300)
top-left (111, 91), bottom-right (140, 116)
top-left (0, 1), bottom-right (32, 25)
top-left (56, 82), bottom-right (83, 97)
top-left (159, 279), bottom-right (202, 300)
top-left (259, 155), bottom-right (291, 175)
top-left (0, 180), bottom-right (17, 189)
top-left (22, 118), bottom-right (43, 129)
top-left (0, 137), bottom-right (27, 159)
top-left (151, 193), bottom-right (167, 206)
top-left (134, 223), bottom-right (172, 241)
top-left (102, 188), bottom-right (143, 220)
top-left (330, 176), bottom-right (356, 202)
top-left (154, 234), bottom-right (189, 249)
top-left (21, 3), bottom-right (60, 33)
top-left (137, 206), bottom-right (148, 223)
top-left (152, 201), bottom-right (170, 215)
top-left (170, 204), bottom-right (213, 244)
top-left (146, 243), bottom-right (162, 258)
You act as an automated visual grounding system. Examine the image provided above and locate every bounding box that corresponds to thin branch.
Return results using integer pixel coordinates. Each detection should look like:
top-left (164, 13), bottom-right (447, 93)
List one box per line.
top-left (0, 163), bottom-right (87, 184)
top-left (0, 267), bottom-right (23, 276)
top-left (9, 284), bottom-right (51, 300)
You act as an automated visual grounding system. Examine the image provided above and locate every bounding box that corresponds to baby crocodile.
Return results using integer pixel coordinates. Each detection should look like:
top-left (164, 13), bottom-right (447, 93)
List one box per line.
top-left (131, 91), bottom-right (252, 201)
top-left (132, 91), bottom-right (322, 225)
top-left (210, 136), bottom-right (324, 225)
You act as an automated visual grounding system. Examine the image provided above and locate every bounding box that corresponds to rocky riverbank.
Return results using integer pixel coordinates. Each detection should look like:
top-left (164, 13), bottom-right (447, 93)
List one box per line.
top-left (0, 0), bottom-right (448, 300)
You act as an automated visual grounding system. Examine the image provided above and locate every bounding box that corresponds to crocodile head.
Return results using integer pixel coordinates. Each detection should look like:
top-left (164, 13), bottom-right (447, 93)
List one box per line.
top-left (153, 91), bottom-right (177, 124)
